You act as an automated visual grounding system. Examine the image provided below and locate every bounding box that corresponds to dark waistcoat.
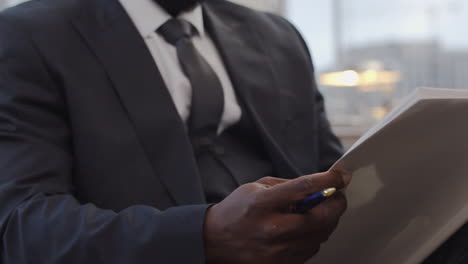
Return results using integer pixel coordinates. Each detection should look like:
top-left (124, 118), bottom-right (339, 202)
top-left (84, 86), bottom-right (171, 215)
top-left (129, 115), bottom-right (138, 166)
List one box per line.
top-left (193, 111), bottom-right (274, 203)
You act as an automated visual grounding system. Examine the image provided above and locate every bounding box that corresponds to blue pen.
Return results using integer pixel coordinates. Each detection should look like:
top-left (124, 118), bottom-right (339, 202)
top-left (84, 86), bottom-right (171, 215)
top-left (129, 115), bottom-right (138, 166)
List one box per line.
top-left (295, 188), bottom-right (337, 213)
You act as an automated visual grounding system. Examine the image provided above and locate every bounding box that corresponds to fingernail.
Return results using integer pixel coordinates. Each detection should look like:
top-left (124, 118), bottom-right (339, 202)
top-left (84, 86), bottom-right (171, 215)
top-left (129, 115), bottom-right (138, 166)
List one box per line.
top-left (341, 170), bottom-right (351, 186)
top-left (331, 169), bottom-right (351, 187)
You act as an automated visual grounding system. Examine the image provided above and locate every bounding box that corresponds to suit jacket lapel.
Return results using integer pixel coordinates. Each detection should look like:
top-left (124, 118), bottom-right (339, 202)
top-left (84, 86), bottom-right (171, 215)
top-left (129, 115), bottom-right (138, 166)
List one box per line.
top-left (71, 0), bottom-right (205, 205)
top-left (203, 1), bottom-right (301, 179)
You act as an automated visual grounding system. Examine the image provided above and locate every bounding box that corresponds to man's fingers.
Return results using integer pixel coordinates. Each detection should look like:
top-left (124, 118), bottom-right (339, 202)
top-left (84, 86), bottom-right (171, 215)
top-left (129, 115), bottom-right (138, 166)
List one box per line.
top-left (260, 171), bottom-right (346, 208)
top-left (333, 169), bottom-right (351, 186)
top-left (274, 192), bottom-right (347, 241)
top-left (304, 192), bottom-right (347, 228)
top-left (256, 176), bottom-right (289, 187)
top-left (306, 192), bottom-right (348, 224)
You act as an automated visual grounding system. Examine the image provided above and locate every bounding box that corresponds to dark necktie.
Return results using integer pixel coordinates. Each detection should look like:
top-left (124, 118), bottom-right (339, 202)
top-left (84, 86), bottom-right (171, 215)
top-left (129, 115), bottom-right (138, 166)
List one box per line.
top-left (158, 19), bottom-right (225, 145)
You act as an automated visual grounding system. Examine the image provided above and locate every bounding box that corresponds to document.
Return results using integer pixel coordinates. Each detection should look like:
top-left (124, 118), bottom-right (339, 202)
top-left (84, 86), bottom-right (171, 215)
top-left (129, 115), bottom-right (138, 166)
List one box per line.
top-left (310, 88), bottom-right (468, 264)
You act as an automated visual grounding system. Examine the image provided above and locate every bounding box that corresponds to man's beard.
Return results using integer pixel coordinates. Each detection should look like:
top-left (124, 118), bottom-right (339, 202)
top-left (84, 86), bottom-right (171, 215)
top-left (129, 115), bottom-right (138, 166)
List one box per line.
top-left (154, 0), bottom-right (204, 16)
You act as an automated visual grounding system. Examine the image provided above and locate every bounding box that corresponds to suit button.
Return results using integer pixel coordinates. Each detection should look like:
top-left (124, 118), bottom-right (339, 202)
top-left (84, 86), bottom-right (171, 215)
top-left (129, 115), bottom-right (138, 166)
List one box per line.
top-left (192, 137), bottom-right (212, 149)
top-left (198, 137), bottom-right (212, 147)
top-left (212, 145), bottom-right (225, 156)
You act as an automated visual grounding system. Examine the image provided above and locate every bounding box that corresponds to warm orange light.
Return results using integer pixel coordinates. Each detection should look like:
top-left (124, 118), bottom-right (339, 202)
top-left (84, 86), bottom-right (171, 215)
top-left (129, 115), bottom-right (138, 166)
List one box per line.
top-left (319, 70), bottom-right (401, 88)
top-left (371, 107), bottom-right (388, 120)
top-left (319, 70), bottom-right (359, 87)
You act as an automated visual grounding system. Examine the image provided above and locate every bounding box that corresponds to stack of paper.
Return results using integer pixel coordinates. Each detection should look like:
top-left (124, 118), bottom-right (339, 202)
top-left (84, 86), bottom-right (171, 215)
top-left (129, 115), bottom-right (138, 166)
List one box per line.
top-left (310, 88), bottom-right (468, 264)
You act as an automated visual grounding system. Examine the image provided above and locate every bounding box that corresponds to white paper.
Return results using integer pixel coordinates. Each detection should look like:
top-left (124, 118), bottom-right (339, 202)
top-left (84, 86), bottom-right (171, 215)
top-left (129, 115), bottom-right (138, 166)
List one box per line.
top-left (309, 88), bottom-right (468, 264)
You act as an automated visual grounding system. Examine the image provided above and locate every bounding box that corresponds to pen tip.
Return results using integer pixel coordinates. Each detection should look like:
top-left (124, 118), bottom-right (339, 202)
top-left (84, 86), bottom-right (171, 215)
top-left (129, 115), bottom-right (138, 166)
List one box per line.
top-left (322, 188), bottom-right (337, 197)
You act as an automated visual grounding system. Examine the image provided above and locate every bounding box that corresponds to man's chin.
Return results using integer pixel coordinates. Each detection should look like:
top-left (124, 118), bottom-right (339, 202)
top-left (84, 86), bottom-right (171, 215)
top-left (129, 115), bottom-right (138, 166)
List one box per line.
top-left (154, 0), bottom-right (204, 16)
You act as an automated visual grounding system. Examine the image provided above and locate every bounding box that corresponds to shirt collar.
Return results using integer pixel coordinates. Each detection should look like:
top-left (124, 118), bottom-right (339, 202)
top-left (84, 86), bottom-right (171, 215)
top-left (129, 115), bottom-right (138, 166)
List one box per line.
top-left (119, 0), bottom-right (205, 37)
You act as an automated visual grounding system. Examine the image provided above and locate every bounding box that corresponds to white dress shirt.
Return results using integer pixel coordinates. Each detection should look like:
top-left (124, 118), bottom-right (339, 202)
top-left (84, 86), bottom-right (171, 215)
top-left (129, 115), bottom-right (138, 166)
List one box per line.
top-left (118, 0), bottom-right (242, 134)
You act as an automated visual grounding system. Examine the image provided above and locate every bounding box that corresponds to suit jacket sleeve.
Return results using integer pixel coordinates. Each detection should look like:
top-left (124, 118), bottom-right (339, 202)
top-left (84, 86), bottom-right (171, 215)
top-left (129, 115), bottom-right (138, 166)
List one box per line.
top-left (271, 14), bottom-right (344, 171)
top-left (0, 14), bottom-right (209, 264)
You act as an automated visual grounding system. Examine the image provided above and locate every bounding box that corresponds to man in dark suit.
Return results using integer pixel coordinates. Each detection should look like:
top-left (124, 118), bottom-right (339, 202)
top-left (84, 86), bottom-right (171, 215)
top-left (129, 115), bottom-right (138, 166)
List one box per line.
top-left (0, 0), bottom-right (351, 263)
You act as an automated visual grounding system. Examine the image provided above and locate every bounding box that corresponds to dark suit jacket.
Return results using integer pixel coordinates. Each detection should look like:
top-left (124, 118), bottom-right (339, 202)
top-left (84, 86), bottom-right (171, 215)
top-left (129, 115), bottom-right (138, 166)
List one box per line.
top-left (0, 0), bottom-right (343, 262)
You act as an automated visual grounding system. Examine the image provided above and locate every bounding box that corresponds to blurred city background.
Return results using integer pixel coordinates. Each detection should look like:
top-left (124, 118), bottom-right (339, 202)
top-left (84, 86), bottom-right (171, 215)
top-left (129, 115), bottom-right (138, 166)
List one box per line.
top-left (1, 0), bottom-right (467, 148)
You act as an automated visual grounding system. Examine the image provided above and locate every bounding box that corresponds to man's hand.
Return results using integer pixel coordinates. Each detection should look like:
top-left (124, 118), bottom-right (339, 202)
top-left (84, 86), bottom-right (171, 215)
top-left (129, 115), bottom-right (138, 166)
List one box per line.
top-left (204, 170), bottom-right (350, 264)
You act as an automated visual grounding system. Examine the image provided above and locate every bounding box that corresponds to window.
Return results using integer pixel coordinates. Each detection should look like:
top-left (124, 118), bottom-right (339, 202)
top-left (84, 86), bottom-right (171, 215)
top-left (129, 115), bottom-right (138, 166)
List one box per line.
top-left (285, 0), bottom-right (468, 148)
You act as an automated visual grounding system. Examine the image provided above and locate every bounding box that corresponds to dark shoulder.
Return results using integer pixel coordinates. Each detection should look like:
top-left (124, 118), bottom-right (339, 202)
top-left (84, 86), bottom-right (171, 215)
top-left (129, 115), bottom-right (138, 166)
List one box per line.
top-left (205, 0), bottom-right (304, 45)
top-left (0, 0), bottom-right (82, 33)
top-left (207, 1), bottom-right (292, 27)
top-left (206, 0), bottom-right (314, 69)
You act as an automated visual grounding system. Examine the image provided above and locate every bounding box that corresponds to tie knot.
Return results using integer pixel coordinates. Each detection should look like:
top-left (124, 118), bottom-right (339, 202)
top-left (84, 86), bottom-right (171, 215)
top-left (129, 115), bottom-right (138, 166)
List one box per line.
top-left (157, 19), bottom-right (195, 46)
